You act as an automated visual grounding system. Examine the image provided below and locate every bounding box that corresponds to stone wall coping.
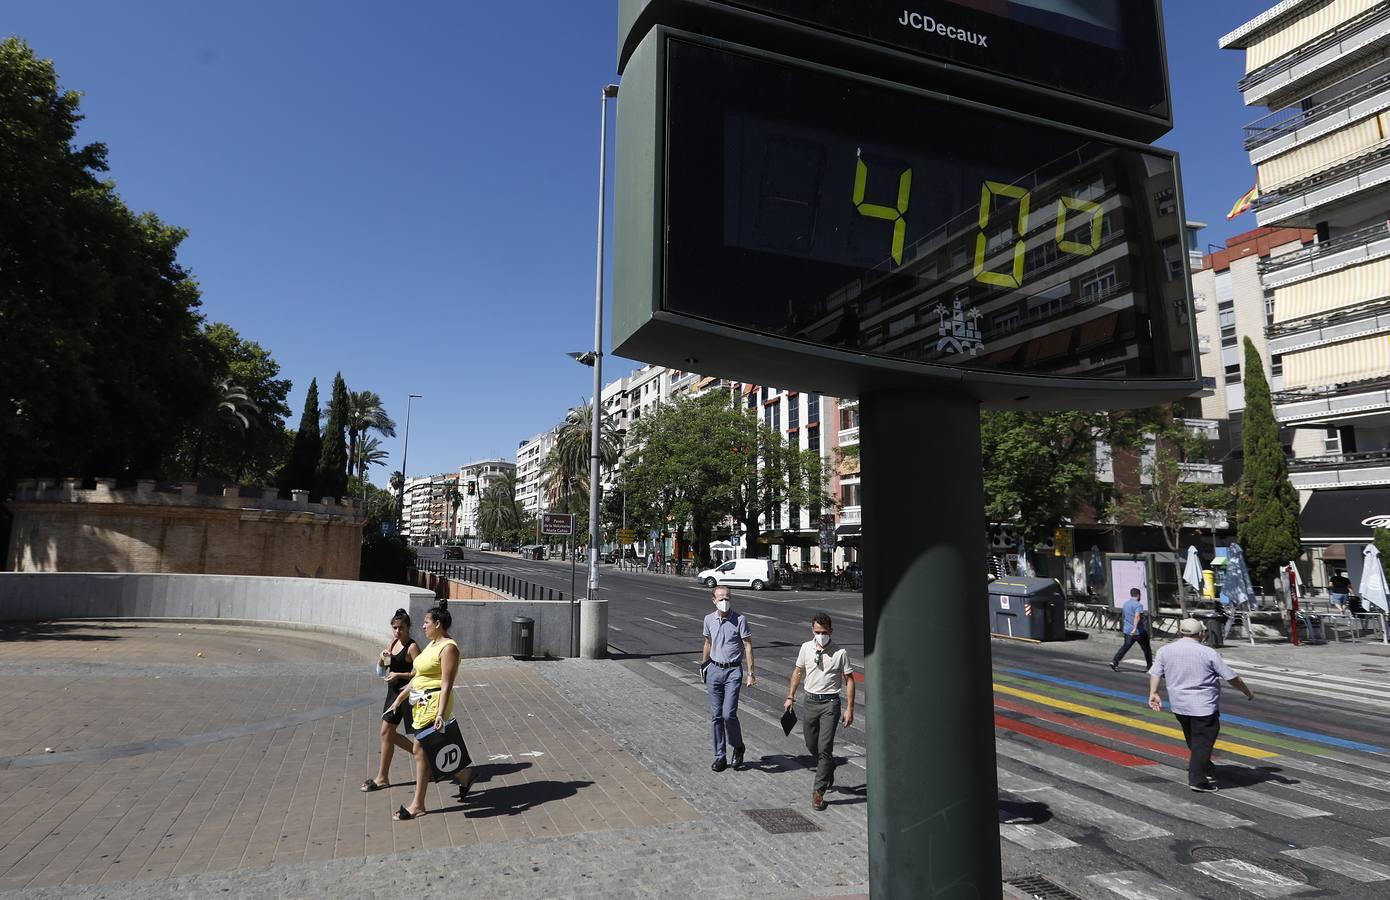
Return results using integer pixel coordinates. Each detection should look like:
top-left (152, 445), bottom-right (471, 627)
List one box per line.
top-left (9, 478), bottom-right (363, 520)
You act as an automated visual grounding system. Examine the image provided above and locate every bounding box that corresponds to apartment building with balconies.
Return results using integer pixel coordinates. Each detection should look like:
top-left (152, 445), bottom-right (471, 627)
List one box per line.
top-left (453, 459), bottom-right (516, 542)
top-left (1223, 0), bottom-right (1390, 583)
top-left (514, 430), bottom-right (556, 519)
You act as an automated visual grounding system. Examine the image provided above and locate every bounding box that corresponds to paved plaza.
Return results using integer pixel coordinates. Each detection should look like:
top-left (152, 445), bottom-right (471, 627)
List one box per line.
top-left (0, 622), bottom-right (870, 899)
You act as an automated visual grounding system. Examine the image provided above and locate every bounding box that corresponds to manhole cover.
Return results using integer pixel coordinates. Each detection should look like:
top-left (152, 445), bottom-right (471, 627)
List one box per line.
top-left (743, 808), bottom-right (823, 834)
top-left (1189, 846), bottom-right (1308, 883)
top-left (1004, 874), bottom-right (1084, 899)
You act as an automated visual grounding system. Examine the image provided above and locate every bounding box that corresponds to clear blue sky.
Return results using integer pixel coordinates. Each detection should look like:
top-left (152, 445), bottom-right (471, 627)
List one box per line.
top-left (11, 0), bottom-right (1274, 482)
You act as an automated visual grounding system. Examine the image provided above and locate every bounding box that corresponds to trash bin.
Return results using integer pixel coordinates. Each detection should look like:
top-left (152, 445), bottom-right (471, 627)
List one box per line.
top-left (989, 577), bottom-right (1066, 641)
top-left (1194, 611), bottom-right (1224, 648)
top-left (512, 616), bottom-right (535, 660)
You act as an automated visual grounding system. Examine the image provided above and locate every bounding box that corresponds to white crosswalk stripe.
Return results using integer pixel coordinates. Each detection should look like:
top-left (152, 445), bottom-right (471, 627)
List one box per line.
top-left (999, 823), bottom-right (1076, 850)
top-left (1275, 754), bottom-right (1390, 794)
top-left (994, 742), bottom-right (1252, 829)
top-left (1190, 858), bottom-right (1315, 897)
top-left (1087, 870), bottom-right (1202, 899)
top-left (996, 769), bottom-right (1170, 840)
top-left (1283, 846), bottom-right (1390, 882)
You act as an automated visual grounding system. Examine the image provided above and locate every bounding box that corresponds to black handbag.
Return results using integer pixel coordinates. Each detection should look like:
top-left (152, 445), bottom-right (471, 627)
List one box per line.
top-left (416, 718), bottom-right (471, 779)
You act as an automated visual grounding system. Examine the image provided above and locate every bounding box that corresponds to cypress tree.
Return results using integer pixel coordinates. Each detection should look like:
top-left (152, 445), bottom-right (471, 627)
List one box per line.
top-left (1236, 337), bottom-right (1301, 589)
top-left (279, 378), bottom-right (320, 494)
top-left (316, 372), bottom-right (349, 500)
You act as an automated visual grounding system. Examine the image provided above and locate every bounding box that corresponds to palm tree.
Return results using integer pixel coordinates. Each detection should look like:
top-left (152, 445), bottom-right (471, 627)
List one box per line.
top-left (358, 436), bottom-right (389, 479)
top-left (551, 403), bottom-right (623, 487)
top-left (445, 482), bottom-right (463, 540)
top-left (477, 472), bottom-right (521, 542)
top-left (341, 391), bottom-right (397, 479)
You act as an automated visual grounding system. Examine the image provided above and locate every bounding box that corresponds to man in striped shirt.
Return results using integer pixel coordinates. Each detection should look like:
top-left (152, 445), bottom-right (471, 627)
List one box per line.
top-left (1148, 617), bottom-right (1254, 792)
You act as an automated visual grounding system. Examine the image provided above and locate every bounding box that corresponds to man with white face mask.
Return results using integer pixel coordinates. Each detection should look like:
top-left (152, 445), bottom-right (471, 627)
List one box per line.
top-left (784, 613), bottom-right (854, 811)
top-left (701, 585), bottom-right (755, 772)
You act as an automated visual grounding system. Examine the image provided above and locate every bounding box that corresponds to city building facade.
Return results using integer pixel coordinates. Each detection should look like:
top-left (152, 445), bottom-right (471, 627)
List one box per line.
top-left (1223, 0), bottom-right (1390, 587)
top-left (453, 459), bottom-right (516, 543)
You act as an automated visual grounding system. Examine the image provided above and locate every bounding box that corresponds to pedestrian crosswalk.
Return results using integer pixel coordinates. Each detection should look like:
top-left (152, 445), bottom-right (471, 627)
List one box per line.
top-left (634, 651), bottom-right (1390, 898)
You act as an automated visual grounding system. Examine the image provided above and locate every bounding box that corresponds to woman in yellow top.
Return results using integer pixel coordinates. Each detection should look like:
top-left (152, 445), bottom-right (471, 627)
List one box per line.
top-left (387, 599), bottom-right (474, 820)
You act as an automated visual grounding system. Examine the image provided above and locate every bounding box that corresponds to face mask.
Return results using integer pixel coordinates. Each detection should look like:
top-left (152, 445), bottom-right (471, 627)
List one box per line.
top-left (716, 600), bottom-right (730, 613)
top-left (814, 633), bottom-right (831, 647)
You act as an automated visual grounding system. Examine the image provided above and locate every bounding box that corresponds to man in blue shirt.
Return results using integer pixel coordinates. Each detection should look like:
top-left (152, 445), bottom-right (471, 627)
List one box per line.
top-left (701, 586), bottom-right (755, 772)
top-left (1109, 587), bottom-right (1152, 671)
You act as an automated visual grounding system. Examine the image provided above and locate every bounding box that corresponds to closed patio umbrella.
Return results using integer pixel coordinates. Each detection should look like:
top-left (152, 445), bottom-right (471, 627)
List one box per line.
top-left (1183, 545), bottom-right (1204, 596)
top-left (1360, 544), bottom-right (1389, 613)
top-left (1222, 542), bottom-right (1254, 607)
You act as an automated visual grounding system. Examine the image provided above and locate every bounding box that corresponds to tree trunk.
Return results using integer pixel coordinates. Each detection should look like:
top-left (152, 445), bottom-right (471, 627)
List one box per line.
top-left (740, 511), bottom-right (766, 558)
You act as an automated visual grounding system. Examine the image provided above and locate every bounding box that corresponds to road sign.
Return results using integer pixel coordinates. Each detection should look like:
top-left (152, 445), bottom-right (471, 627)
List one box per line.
top-left (819, 527), bottom-right (837, 552)
top-left (541, 513), bottom-right (575, 536)
top-left (612, 30), bottom-right (1198, 409)
top-left (1054, 527), bottom-right (1075, 558)
top-left (616, 528), bottom-right (638, 545)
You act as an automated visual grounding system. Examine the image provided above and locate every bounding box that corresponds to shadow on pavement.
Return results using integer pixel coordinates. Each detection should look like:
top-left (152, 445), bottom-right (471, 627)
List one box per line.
top-left (0, 622), bottom-right (122, 642)
top-left (470, 762), bottom-right (533, 783)
top-left (463, 779), bottom-right (594, 817)
top-left (1219, 764), bottom-right (1297, 787)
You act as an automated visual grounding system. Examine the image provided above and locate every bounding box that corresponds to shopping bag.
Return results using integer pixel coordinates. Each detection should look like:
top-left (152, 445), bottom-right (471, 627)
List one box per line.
top-left (780, 706), bottom-right (797, 737)
top-left (416, 718), bottom-right (471, 779)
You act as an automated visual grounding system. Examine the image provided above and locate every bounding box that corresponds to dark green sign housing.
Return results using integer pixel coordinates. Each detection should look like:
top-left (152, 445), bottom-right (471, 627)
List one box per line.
top-left (612, 28), bottom-right (1198, 409)
top-left (618, 0), bottom-right (1172, 140)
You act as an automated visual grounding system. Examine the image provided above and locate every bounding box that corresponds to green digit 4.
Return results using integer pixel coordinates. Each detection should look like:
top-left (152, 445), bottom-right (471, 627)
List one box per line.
top-left (853, 152), bottom-right (911, 265)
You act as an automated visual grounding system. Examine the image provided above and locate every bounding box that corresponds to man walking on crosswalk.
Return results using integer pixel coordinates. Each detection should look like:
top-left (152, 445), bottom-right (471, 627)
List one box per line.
top-left (1148, 617), bottom-right (1254, 792)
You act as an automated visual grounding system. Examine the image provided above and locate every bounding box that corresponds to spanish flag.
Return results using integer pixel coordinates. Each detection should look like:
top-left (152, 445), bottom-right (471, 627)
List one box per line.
top-left (1227, 184), bottom-right (1259, 220)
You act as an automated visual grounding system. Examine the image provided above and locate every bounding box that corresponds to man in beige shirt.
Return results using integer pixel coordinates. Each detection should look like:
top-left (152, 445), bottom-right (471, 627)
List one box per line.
top-left (784, 612), bottom-right (855, 811)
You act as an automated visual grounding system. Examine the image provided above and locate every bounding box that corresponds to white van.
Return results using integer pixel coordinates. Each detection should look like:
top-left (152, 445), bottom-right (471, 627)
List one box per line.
top-left (695, 558), bottom-right (778, 591)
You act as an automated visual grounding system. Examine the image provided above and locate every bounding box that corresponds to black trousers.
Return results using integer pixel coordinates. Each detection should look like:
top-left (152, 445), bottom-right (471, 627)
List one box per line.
top-left (1175, 712), bottom-right (1220, 786)
top-left (1111, 630), bottom-right (1152, 668)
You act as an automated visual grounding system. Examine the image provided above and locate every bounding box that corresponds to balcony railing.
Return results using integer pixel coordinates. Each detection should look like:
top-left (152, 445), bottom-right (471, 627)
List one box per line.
top-left (1273, 376), bottom-right (1390, 423)
top-left (1244, 61), bottom-right (1390, 151)
top-left (1290, 448), bottom-right (1390, 471)
top-left (1260, 221), bottom-right (1390, 278)
top-left (839, 426), bottom-right (860, 445)
top-left (1256, 141), bottom-right (1390, 210)
top-left (1178, 462), bottom-right (1225, 485)
top-left (1266, 295), bottom-right (1390, 346)
top-left (840, 506), bottom-right (862, 526)
top-left (1238, 4), bottom-right (1390, 96)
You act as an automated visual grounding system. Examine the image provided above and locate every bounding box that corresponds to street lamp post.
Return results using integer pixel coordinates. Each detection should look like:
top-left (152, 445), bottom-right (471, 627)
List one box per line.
top-left (586, 84), bottom-right (619, 603)
top-left (396, 394), bottom-right (422, 540)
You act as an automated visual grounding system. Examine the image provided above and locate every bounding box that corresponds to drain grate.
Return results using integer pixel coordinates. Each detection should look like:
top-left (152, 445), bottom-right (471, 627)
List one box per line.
top-left (1004, 874), bottom-right (1085, 899)
top-left (1189, 846), bottom-right (1308, 883)
top-left (743, 807), bottom-right (824, 834)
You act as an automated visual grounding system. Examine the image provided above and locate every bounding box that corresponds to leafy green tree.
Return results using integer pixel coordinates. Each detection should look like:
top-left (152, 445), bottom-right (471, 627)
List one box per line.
top-left (1236, 337), bottom-right (1301, 589)
top-left (315, 373), bottom-right (350, 499)
top-left (624, 393), bottom-right (740, 565)
top-left (168, 323), bottom-right (292, 483)
top-left (980, 411), bottom-right (1107, 547)
top-left (0, 37), bottom-right (215, 504)
top-left (279, 379), bottom-right (320, 494)
top-left (445, 482), bottom-right (463, 539)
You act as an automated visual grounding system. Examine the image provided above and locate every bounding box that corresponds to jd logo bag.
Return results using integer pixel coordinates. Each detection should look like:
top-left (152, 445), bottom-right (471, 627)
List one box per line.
top-left (416, 718), bottom-right (471, 778)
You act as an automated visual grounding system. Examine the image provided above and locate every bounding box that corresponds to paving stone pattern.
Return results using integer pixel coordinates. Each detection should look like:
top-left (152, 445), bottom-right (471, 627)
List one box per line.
top-left (0, 623), bottom-right (800, 898)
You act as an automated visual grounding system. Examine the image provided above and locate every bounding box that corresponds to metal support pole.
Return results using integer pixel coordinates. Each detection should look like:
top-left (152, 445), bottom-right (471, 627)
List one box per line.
top-left (587, 84), bottom-right (618, 604)
top-left (570, 528), bottom-right (579, 657)
top-left (396, 394), bottom-right (421, 539)
top-left (861, 391), bottom-right (999, 898)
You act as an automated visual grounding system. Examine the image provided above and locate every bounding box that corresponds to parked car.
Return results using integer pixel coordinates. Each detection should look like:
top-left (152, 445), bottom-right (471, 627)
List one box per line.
top-left (695, 558), bottom-right (778, 591)
top-left (479, 542), bottom-right (492, 551)
top-left (443, 546), bottom-right (465, 560)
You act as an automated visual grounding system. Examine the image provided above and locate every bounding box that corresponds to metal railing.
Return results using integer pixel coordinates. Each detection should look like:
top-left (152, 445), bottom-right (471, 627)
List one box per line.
top-left (1256, 141), bottom-right (1390, 208)
top-left (1244, 61), bottom-right (1390, 150)
top-left (1289, 447), bottom-right (1390, 470)
top-left (416, 558), bottom-right (565, 604)
top-left (1272, 374), bottom-right (1390, 405)
top-left (1265, 293), bottom-right (1390, 337)
top-left (1259, 220), bottom-right (1390, 275)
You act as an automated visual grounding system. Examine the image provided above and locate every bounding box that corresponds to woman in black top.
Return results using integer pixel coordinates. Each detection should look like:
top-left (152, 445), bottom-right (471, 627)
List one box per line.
top-left (362, 609), bottom-right (419, 792)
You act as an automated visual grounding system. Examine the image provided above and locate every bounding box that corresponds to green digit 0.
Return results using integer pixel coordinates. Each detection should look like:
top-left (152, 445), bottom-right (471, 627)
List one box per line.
top-left (853, 152), bottom-right (911, 265)
top-left (1055, 196), bottom-right (1103, 256)
top-left (973, 181), bottom-right (1030, 289)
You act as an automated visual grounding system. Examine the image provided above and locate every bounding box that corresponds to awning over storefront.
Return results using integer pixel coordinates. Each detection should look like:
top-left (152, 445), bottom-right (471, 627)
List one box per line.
top-left (1299, 487), bottom-right (1390, 543)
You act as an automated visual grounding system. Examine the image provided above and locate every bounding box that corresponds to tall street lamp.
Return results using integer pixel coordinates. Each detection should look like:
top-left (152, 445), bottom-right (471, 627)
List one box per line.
top-left (396, 393), bottom-right (422, 540)
top-left (585, 83), bottom-right (619, 603)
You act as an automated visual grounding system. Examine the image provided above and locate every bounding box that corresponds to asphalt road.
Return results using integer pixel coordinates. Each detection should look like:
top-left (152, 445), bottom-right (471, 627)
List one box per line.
top-left (419, 546), bottom-right (1390, 898)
